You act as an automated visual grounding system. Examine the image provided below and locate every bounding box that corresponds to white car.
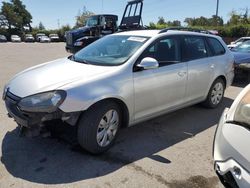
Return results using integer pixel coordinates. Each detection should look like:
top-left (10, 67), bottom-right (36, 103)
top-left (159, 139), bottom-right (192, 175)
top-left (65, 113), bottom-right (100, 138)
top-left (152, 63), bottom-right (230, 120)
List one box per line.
top-left (3, 29), bottom-right (234, 154)
top-left (40, 36), bottom-right (51, 43)
top-left (11, 35), bottom-right (21, 42)
top-left (228, 37), bottom-right (250, 49)
top-left (214, 84), bottom-right (250, 187)
top-left (49, 34), bottom-right (60, 42)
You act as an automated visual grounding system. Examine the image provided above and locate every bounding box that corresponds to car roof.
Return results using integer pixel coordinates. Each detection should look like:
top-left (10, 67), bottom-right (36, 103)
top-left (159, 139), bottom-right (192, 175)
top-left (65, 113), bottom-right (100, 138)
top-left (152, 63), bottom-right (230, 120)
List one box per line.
top-left (114, 29), bottom-right (217, 38)
top-left (114, 30), bottom-right (160, 37)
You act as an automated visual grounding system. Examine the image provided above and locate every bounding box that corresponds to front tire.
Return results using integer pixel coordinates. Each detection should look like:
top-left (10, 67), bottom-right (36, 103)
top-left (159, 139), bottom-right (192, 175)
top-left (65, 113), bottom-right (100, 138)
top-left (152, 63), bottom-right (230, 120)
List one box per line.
top-left (77, 101), bottom-right (121, 154)
top-left (203, 78), bottom-right (225, 108)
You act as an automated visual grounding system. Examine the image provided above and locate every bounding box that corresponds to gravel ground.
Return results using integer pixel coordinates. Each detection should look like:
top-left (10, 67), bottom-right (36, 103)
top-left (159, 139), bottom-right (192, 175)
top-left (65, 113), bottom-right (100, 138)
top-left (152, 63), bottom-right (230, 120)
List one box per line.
top-left (0, 42), bottom-right (246, 188)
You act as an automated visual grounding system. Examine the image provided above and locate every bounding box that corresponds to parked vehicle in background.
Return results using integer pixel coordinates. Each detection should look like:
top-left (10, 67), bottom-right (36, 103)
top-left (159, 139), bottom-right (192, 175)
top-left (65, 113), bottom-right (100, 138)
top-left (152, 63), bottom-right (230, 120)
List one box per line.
top-left (49, 34), bottom-right (60, 42)
top-left (65, 0), bottom-right (144, 53)
top-left (228, 37), bottom-right (250, 49)
top-left (0, 35), bottom-right (7, 42)
top-left (40, 36), bottom-right (51, 43)
top-left (3, 29), bottom-right (234, 154)
top-left (11, 35), bottom-right (21, 42)
top-left (231, 40), bottom-right (250, 81)
top-left (214, 84), bottom-right (250, 188)
top-left (36, 33), bottom-right (46, 42)
top-left (24, 34), bottom-right (35, 42)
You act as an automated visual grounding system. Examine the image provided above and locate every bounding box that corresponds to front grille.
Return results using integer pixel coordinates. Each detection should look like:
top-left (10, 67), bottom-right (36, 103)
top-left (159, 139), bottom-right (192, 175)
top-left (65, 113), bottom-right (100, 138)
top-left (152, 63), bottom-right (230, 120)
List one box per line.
top-left (66, 32), bottom-right (73, 45)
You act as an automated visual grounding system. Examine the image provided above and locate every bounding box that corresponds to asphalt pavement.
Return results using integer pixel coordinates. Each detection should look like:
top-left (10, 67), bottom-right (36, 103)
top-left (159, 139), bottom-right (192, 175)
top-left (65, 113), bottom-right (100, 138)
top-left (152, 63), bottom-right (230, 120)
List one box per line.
top-left (0, 43), bottom-right (247, 188)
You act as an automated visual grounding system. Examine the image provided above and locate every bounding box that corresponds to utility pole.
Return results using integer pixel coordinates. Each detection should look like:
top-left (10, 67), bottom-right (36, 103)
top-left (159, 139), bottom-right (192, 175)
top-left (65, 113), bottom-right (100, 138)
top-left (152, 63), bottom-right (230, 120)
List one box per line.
top-left (101, 0), bottom-right (103, 13)
top-left (216, 0), bottom-right (219, 17)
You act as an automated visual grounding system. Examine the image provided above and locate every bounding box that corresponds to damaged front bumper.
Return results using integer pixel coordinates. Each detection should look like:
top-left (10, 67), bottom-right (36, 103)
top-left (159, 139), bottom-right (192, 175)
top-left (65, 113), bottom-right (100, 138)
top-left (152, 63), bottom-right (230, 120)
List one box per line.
top-left (4, 90), bottom-right (80, 131)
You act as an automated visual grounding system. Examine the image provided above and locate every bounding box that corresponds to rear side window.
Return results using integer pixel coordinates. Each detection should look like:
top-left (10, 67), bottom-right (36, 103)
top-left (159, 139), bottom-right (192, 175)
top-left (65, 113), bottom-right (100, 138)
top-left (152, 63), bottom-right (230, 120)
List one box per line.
top-left (182, 36), bottom-right (208, 61)
top-left (207, 37), bottom-right (225, 56)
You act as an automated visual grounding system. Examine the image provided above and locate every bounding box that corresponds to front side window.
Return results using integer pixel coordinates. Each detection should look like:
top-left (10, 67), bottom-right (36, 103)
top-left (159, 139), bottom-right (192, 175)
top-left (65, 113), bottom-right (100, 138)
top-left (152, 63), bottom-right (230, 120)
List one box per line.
top-left (139, 37), bottom-right (180, 66)
top-left (182, 36), bottom-right (208, 61)
top-left (73, 35), bottom-right (149, 66)
top-left (207, 37), bottom-right (225, 56)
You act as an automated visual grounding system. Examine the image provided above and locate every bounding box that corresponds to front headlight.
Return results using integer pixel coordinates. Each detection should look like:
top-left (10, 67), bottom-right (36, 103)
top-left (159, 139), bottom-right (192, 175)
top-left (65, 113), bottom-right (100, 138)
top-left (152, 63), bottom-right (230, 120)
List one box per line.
top-left (18, 90), bottom-right (66, 113)
top-left (234, 90), bottom-right (250, 126)
top-left (238, 63), bottom-right (250, 69)
top-left (74, 41), bottom-right (83, 46)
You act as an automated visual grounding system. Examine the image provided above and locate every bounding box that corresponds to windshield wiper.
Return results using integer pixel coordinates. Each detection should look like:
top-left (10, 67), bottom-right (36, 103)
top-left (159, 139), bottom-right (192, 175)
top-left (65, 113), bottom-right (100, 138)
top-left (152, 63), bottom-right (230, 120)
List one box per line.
top-left (70, 55), bottom-right (89, 64)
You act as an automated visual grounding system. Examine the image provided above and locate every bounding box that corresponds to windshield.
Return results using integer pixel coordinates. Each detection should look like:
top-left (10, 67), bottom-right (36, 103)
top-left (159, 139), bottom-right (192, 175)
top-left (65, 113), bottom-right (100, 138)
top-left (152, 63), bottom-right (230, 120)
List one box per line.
top-left (86, 16), bottom-right (98, 27)
top-left (232, 41), bottom-right (250, 53)
top-left (73, 35), bottom-right (149, 66)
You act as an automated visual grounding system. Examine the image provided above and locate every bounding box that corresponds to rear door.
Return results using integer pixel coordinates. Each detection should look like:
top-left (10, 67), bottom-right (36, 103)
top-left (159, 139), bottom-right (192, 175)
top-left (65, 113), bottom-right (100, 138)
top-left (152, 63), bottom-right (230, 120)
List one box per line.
top-left (181, 35), bottom-right (213, 102)
top-left (133, 36), bottom-right (187, 121)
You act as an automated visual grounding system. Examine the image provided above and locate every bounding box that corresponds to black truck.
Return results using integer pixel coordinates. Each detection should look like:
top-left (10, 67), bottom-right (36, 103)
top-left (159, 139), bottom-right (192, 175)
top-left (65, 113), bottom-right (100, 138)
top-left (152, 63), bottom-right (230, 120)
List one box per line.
top-left (65, 0), bottom-right (144, 53)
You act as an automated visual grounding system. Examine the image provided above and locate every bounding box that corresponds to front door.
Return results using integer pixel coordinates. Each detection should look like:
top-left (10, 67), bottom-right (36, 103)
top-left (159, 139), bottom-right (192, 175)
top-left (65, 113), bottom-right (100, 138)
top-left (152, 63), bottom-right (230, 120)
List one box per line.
top-left (133, 36), bottom-right (187, 121)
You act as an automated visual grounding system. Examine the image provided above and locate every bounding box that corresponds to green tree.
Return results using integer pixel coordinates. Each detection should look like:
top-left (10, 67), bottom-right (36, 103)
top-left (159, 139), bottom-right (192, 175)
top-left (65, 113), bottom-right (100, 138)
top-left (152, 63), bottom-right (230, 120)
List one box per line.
top-left (184, 18), bottom-right (195, 26)
top-left (38, 21), bottom-right (45, 30)
top-left (0, 0), bottom-right (32, 33)
top-left (157, 17), bottom-right (166, 25)
top-left (0, 2), bottom-right (17, 32)
top-left (208, 15), bottom-right (224, 26)
top-left (75, 6), bottom-right (94, 28)
top-left (227, 11), bottom-right (241, 25)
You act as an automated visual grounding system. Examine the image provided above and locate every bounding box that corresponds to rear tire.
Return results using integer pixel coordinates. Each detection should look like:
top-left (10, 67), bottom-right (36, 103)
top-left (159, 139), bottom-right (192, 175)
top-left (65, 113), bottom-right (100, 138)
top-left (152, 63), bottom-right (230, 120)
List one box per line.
top-left (202, 78), bottom-right (225, 108)
top-left (77, 101), bottom-right (121, 154)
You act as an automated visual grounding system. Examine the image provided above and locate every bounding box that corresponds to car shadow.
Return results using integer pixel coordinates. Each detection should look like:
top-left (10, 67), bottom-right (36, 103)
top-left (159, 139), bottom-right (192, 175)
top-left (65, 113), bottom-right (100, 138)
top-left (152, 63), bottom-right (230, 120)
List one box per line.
top-left (1, 97), bottom-right (233, 184)
top-left (233, 76), bottom-right (249, 88)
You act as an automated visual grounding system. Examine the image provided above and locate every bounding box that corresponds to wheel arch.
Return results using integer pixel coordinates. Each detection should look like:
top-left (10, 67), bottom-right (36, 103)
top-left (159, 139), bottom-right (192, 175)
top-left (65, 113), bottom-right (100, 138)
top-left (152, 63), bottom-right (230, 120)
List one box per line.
top-left (208, 75), bottom-right (227, 94)
top-left (216, 75), bottom-right (227, 87)
top-left (86, 97), bottom-right (130, 128)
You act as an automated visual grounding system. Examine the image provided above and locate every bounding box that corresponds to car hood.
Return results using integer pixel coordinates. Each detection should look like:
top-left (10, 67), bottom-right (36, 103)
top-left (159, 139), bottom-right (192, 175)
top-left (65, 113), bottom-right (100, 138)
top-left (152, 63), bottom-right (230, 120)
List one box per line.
top-left (7, 57), bottom-right (117, 98)
top-left (71, 26), bottom-right (90, 34)
top-left (232, 52), bottom-right (250, 64)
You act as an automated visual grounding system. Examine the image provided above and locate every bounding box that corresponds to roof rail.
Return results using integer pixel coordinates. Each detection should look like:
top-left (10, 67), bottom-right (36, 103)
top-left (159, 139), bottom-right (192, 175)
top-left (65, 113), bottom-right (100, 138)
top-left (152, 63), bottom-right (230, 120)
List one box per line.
top-left (159, 27), bottom-right (213, 34)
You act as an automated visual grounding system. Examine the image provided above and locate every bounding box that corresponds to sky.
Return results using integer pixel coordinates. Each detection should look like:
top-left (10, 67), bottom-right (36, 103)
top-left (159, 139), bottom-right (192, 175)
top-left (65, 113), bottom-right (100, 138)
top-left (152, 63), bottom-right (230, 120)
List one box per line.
top-left (0, 0), bottom-right (249, 29)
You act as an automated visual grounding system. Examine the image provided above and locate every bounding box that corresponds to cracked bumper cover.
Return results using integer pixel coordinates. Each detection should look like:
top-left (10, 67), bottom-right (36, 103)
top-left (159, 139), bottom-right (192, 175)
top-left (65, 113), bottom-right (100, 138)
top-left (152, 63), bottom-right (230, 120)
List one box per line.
top-left (4, 91), bottom-right (80, 128)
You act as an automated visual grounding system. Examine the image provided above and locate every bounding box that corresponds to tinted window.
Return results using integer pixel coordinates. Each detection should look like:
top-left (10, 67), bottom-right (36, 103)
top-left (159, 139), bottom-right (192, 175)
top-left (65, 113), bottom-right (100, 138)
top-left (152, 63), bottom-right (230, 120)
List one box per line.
top-left (207, 37), bottom-right (225, 56)
top-left (182, 36), bottom-right (208, 61)
top-left (140, 37), bottom-right (180, 65)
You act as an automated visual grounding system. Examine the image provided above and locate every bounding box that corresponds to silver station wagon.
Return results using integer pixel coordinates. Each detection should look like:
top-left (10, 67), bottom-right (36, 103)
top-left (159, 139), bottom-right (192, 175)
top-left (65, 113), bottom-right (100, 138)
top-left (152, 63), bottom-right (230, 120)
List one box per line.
top-left (3, 29), bottom-right (234, 154)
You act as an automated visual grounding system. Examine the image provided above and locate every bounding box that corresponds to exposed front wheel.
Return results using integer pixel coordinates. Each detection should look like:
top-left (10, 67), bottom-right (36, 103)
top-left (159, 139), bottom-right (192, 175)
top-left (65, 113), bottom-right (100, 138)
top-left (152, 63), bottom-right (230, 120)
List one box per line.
top-left (203, 78), bottom-right (225, 108)
top-left (77, 101), bottom-right (121, 154)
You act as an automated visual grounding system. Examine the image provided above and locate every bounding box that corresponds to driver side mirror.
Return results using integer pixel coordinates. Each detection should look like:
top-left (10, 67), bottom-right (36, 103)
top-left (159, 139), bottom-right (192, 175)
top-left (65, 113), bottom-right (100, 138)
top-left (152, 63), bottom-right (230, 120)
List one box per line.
top-left (136, 57), bottom-right (159, 70)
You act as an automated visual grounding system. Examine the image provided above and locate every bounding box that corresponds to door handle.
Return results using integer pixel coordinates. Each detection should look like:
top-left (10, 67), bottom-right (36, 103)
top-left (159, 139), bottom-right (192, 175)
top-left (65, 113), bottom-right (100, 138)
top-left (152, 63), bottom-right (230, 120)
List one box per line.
top-left (178, 71), bottom-right (187, 77)
top-left (211, 64), bottom-right (215, 69)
